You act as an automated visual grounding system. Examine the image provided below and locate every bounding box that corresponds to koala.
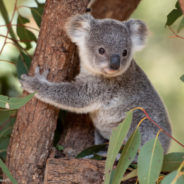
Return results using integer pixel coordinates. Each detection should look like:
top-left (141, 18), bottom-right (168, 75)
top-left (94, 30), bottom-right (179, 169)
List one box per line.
top-left (20, 13), bottom-right (171, 153)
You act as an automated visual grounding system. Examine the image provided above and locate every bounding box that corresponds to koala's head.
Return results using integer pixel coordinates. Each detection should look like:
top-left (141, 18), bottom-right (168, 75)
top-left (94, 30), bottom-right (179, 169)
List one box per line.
top-left (66, 14), bottom-right (147, 77)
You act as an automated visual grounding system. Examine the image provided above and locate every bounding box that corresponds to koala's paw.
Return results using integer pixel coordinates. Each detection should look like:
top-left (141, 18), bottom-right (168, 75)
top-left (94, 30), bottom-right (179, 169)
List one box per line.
top-left (20, 67), bottom-right (50, 93)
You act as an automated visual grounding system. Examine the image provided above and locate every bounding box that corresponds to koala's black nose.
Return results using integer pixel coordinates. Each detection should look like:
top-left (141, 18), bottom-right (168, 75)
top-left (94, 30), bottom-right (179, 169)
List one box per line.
top-left (110, 54), bottom-right (120, 70)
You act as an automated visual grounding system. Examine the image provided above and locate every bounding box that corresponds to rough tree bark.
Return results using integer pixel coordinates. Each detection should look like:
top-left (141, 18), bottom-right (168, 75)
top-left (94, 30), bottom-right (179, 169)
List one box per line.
top-left (4, 0), bottom-right (89, 183)
top-left (4, 0), bottom-right (141, 184)
top-left (44, 158), bottom-right (105, 184)
top-left (91, 0), bottom-right (141, 20)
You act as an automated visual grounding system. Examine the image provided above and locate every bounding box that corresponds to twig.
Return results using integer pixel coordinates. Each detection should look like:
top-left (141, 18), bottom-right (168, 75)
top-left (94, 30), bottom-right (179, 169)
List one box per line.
top-left (0, 0), bottom-right (19, 55)
top-left (0, 24), bottom-right (40, 32)
top-left (132, 107), bottom-right (184, 148)
top-left (0, 34), bottom-right (36, 43)
top-left (179, 0), bottom-right (184, 15)
top-left (0, 59), bottom-right (16, 66)
top-left (169, 26), bottom-right (184, 40)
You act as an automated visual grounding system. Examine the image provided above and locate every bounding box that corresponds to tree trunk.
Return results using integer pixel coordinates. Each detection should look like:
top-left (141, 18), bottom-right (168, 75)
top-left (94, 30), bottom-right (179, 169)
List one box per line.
top-left (4, 0), bottom-right (88, 183)
top-left (4, 0), bottom-right (141, 183)
top-left (90, 0), bottom-right (141, 20)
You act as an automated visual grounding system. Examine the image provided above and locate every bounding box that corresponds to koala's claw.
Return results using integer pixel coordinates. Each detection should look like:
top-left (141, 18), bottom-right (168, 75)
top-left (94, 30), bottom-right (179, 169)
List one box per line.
top-left (21, 74), bottom-right (29, 80)
top-left (42, 69), bottom-right (49, 78)
top-left (34, 66), bottom-right (49, 79)
top-left (35, 66), bottom-right (40, 74)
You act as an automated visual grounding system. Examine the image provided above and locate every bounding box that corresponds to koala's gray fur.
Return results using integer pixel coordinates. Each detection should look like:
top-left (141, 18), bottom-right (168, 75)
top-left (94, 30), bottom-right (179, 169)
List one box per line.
top-left (20, 14), bottom-right (171, 153)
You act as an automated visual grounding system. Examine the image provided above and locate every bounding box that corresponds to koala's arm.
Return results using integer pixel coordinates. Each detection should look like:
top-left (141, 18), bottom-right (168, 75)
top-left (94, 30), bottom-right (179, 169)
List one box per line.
top-left (20, 67), bottom-right (101, 113)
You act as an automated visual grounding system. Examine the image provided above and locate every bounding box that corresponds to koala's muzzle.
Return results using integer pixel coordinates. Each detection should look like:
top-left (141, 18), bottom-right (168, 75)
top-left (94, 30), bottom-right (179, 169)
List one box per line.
top-left (110, 54), bottom-right (120, 70)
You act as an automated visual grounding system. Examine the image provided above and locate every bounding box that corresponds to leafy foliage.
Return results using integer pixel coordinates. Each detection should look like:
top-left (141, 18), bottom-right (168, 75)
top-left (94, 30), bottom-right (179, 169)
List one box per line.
top-left (162, 152), bottom-right (184, 172)
top-left (112, 129), bottom-right (140, 184)
top-left (166, 1), bottom-right (184, 82)
top-left (17, 14), bottom-right (37, 50)
top-left (138, 136), bottom-right (164, 184)
top-left (0, 159), bottom-right (18, 184)
top-left (103, 111), bottom-right (184, 184)
top-left (76, 144), bottom-right (107, 159)
top-left (104, 111), bottom-right (133, 184)
top-left (166, 1), bottom-right (183, 27)
top-left (180, 75), bottom-right (184, 82)
top-left (30, 1), bottom-right (44, 27)
top-left (161, 161), bottom-right (184, 184)
top-left (16, 52), bottom-right (32, 78)
top-left (0, 0), bottom-right (44, 181)
top-left (0, 93), bottom-right (34, 110)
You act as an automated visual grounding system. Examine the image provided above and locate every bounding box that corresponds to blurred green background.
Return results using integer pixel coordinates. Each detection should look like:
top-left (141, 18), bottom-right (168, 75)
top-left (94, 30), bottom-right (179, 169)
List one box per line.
top-left (132, 0), bottom-right (184, 152)
top-left (0, 0), bottom-right (183, 153)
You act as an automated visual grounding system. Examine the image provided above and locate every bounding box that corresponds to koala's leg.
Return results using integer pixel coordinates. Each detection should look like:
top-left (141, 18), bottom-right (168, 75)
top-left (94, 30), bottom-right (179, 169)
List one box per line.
top-left (20, 67), bottom-right (101, 113)
top-left (94, 129), bottom-right (122, 160)
top-left (94, 130), bottom-right (108, 145)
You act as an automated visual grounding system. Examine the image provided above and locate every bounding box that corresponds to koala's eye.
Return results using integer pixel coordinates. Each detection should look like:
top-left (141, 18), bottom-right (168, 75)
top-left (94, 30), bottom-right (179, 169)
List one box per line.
top-left (98, 48), bottom-right (105, 55)
top-left (122, 49), bottom-right (128, 57)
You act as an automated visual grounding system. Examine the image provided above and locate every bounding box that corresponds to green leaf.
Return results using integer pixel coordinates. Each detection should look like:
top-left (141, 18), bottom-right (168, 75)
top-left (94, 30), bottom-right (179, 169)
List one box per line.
top-left (180, 74), bottom-right (184, 82)
top-left (76, 144), bottom-right (107, 158)
top-left (122, 169), bottom-right (137, 182)
top-left (162, 152), bottom-right (184, 172)
top-left (16, 52), bottom-right (32, 78)
top-left (30, 3), bottom-right (44, 27)
top-left (161, 170), bottom-right (184, 184)
top-left (56, 145), bottom-right (64, 151)
top-left (17, 14), bottom-right (37, 50)
top-left (166, 2), bottom-right (182, 26)
top-left (138, 137), bottom-right (164, 184)
top-left (0, 137), bottom-right (9, 160)
top-left (0, 111), bottom-right (11, 126)
top-left (0, 137), bottom-right (10, 150)
top-left (0, 93), bottom-right (34, 110)
top-left (91, 153), bottom-right (105, 160)
top-left (0, 159), bottom-right (18, 184)
top-left (0, 0), bottom-right (20, 47)
top-left (0, 126), bottom-right (12, 140)
top-left (104, 111), bottom-right (133, 184)
top-left (112, 129), bottom-right (141, 184)
top-left (177, 17), bottom-right (184, 32)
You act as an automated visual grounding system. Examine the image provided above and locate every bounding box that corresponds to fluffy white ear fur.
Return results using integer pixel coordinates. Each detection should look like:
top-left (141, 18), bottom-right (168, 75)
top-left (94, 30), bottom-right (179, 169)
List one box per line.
top-left (126, 19), bottom-right (148, 52)
top-left (65, 14), bottom-right (93, 44)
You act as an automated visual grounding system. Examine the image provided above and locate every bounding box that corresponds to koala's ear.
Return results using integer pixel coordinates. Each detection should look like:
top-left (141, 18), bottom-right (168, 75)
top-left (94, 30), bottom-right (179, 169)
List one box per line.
top-left (65, 14), bottom-right (93, 44)
top-left (126, 19), bottom-right (148, 52)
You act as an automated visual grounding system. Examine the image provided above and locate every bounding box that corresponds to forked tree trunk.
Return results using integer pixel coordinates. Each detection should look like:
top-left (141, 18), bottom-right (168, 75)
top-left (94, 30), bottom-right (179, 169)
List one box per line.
top-left (4, 0), bottom-right (141, 183)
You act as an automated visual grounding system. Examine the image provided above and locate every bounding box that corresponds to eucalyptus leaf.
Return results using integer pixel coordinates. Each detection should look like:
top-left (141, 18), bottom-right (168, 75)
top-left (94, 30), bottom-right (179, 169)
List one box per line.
top-left (0, 111), bottom-right (11, 126)
top-left (112, 129), bottom-right (141, 184)
top-left (138, 137), bottom-right (164, 184)
top-left (180, 74), bottom-right (184, 82)
top-left (56, 144), bottom-right (64, 151)
top-left (0, 137), bottom-right (9, 160)
top-left (0, 126), bottom-right (12, 140)
top-left (17, 14), bottom-right (37, 50)
top-left (16, 52), bottom-right (32, 78)
top-left (0, 93), bottom-right (34, 110)
top-left (76, 144), bottom-right (107, 158)
top-left (162, 152), bottom-right (184, 172)
top-left (166, 2), bottom-right (182, 26)
top-left (0, 137), bottom-right (9, 150)
top-left (161, 170), bottom-right (184, 184)
top-left (0, 159), bottom-right (18, 184)
top-left (104, 111), bottom-right (133, 184)
top-left (30, 3), bottom-right (44, 27)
